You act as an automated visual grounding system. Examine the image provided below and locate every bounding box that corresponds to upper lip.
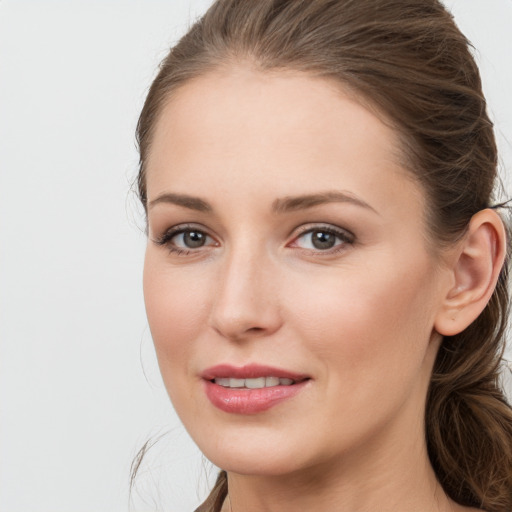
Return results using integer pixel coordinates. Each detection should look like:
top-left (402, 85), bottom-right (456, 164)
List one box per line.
top-left (200, 364), bottom-right (310, 382)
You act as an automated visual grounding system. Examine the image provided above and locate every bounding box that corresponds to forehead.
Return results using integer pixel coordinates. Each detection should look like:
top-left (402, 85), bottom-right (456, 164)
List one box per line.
top-left (145, 65), bottom-right (424, 220)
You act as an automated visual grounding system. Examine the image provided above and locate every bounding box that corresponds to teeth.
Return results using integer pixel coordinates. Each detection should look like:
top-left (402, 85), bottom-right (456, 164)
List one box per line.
top-left (229, 378), bottom-right (245, 388)
top-left (245, 377), bottom-right (265, 389)
top-left (265, 376), bottom-right (280, 387)
top-left (214, 376), bottom-right (296, 388)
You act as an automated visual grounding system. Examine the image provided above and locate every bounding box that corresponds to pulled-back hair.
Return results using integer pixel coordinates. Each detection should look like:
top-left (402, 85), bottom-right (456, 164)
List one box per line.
top-left (135, 1), bottom-right (512, 511)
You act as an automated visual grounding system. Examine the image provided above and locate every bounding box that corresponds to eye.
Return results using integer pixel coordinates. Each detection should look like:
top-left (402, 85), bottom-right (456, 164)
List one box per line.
top-left (154, 225), bottom-right (217, 254)
top-left (173, 230), bottom-right (210, 249)
top-left (291, 225), bottom-right (354, 252)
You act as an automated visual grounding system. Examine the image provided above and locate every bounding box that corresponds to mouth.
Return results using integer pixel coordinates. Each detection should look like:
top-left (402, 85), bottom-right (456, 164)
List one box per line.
top-left (201, 364), bottom-right (311, 414)
top-left (212, 376), bottom-right (297, 389)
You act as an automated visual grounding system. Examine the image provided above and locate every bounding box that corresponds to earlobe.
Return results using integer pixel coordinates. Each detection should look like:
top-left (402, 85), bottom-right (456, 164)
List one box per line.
top-left (434, 209), bottom-right (507, 337)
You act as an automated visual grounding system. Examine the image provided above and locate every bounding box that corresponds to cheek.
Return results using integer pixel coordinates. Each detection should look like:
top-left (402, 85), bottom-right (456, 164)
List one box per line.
top-left (288, 256), bottom-right (438, 388)
top-left (143, 251), bottom-right (210, 375)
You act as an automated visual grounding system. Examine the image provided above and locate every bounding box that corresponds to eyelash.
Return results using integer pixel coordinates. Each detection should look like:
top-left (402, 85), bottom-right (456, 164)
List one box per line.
top-left (153, 223), bottom-right (355, 256)
top-left (154, 224), bottom-right (215, 256)
top-left (291, 224), bottom-right (355, 254)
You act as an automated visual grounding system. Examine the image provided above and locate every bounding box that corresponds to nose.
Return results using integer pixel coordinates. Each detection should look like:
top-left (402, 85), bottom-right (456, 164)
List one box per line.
top-left (209, 245), bottom-right (283, 342)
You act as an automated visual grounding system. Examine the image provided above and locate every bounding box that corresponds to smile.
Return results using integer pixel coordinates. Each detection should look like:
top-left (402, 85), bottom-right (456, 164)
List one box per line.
top-left (213, 377), bottom-right (295, 388)
top-left (202, 364), bottom-right (310, 414)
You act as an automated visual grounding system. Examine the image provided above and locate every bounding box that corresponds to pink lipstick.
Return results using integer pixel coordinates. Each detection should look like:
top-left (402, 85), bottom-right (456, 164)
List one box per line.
top-left (201, 364), bottom-right (310, 414)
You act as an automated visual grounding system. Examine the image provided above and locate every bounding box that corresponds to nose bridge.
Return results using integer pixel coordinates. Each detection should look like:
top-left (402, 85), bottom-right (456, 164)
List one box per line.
top-left (210, 237), bottom-right (281, 340)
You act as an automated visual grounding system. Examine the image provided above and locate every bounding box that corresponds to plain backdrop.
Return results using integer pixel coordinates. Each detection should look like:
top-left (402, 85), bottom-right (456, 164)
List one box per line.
top-left (0, 1), bottom-right (511, 511)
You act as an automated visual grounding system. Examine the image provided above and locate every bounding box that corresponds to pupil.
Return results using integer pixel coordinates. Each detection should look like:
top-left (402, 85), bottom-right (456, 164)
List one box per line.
top-left (184, 231), bottom-right (205, 248)
top-left (312, 231), bottom-right (335, 250)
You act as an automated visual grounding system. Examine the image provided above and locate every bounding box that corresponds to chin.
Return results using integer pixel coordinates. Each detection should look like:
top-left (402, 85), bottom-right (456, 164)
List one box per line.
top-left (192, 423), bottom-right (334, 479)
top-left (190, 426), bottom-right (305, 476)
top-left (209, 450), bottom-right (305, 477)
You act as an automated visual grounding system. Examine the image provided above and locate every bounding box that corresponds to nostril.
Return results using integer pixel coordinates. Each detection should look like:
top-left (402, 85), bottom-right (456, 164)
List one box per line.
top-left (247, 327), bottom-right (264, 333)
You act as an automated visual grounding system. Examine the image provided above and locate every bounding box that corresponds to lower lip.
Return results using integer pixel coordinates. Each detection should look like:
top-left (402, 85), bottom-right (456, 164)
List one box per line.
top-left (204, 380), bottom-right (309, 414)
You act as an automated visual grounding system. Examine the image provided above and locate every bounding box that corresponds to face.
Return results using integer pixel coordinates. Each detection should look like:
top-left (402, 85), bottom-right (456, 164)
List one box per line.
top-left (143, 66), bottom-right (448, 478)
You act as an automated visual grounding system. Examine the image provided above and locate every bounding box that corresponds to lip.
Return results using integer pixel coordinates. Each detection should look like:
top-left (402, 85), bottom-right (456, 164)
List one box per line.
top-left (201, 364), bottom-right (311, 415)
top-left (200, 363), bottom-right (309, 381)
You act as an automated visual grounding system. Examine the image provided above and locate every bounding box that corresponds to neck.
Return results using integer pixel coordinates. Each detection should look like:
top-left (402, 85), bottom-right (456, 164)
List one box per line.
top-left (222, 410), bottom-right (454, 512)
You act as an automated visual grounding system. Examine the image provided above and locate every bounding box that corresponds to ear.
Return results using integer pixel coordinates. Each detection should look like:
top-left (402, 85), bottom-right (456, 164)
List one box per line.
top-left (434, 209), bottom-right (507, 337)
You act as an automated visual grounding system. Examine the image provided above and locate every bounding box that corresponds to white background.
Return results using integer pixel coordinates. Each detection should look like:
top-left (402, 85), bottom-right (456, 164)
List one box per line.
top-left (0, 1), bottom-right (511, 511)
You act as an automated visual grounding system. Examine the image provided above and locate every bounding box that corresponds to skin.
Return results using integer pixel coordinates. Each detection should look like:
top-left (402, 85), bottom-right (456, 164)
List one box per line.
top-left (143, 66), bottom-right (495, 512)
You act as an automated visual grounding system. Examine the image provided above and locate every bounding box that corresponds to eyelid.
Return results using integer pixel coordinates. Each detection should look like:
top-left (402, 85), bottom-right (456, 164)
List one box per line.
top-left (288, 223), bottom-right (355, 251)
top-left (152, 223), bottom-right (217, 248)
top-left (151, 222), bottom-right (355, 255)
top-left (292, 223), bottom-right (355, 241)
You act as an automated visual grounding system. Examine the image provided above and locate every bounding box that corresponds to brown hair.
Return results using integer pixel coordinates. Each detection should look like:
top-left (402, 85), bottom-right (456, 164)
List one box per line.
top-left (135, 1), bottom-right (512, 511)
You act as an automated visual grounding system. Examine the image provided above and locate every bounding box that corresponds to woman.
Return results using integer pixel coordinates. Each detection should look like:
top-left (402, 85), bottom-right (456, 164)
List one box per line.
top-left (135, 1), bottom-right (512, 511)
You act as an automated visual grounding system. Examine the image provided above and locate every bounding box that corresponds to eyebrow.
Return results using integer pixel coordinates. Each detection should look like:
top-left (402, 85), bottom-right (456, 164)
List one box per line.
top-left (148, 190), bottom-right (377, 215)
top-left (148, 192), bottom-right (212, 212)
top-left (272, 191), bottom-right (378, 214)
